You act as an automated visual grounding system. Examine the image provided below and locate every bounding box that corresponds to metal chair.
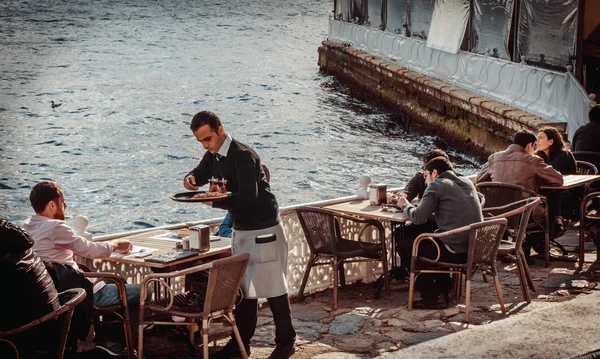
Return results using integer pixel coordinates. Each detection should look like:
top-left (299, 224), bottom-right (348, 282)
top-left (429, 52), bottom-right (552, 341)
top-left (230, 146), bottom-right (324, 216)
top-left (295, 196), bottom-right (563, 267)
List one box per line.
top-left (573, 151), bottom-right (600, 173)
top-left (575, 161), bottom-right (598, 175)
top-left (476, 182), bottom-right (552, 266)
top-left (138, 253), bottom-right (250, 359)
top-left (579, 192), bottom-right (600, 270)
top-left (81, 271), bottom-right (135, 359)
top-left (575, 160), bottom-right (600, 198)
top-left (407, 218), bottom-right (508, 323)
top-left (295, 206), bottom-right (390, 310)
top-left (483, 197), bottom-right (541, 303)
top-left (0, 288), bottom-right (86, 359)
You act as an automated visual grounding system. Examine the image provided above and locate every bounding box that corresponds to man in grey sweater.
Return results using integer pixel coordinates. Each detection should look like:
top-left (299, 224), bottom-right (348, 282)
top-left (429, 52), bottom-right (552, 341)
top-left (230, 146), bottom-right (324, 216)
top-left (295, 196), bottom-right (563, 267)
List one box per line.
top-left (396, 157), bottom-right (483, 308)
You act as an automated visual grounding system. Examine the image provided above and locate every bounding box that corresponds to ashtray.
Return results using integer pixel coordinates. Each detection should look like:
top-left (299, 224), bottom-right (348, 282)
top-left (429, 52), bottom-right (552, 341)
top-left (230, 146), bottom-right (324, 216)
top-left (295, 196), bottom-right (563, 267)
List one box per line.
top-left (381, 204), bottom-right (402, 213)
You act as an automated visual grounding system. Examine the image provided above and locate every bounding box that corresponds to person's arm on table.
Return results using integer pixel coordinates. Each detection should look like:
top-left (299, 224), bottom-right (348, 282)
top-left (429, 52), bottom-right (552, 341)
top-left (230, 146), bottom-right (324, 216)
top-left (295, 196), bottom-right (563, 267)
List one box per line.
top-left (397, 183), bottom-right (439, 225)
top-left (53, 222), bottom-right (132, 257)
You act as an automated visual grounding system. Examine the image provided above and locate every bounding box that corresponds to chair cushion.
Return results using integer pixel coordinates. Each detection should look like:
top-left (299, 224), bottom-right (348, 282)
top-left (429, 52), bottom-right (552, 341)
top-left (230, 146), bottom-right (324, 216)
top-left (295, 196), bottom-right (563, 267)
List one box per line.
top-left (315, 239), bottom-right (381, 259)
top-left (146, 292), bottom-right (205, 318)
top-left (416, 256), bottom-right (468, 269)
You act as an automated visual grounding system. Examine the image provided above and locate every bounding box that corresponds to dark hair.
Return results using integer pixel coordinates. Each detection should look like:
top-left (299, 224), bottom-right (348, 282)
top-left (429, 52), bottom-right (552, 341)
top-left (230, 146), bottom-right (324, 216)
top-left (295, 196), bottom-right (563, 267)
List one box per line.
top-left (424, 156), bottom-right (453, 175)
top-left (190, 111), bottom-right (221, 132)
top-left (423, 149), bottom-right (449, 164)
top-left (30, 182), bottom-right (62, 213)
top-left (589, 105), bottom-right (600, 123)
top-left (513, 130), bottom-right (537, 148)
top-left (0, 220), bottom-right (34, 254)
top-left (537, 127), bottom-right (567, 156)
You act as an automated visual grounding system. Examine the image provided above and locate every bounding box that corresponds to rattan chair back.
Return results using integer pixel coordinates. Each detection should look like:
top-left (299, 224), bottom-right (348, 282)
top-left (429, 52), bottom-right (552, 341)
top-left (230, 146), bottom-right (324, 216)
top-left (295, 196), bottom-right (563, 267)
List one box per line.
top-left (573, 151), bottom-right (600, 172)
top-left (296, 206), bottom-right (342, 256)
top-left (203, 253), bottom-right (251, 316)
top-left (467, 219), bottom-right (508, 266)
top-left (0, 288), bottom-right (86, 359)
top-left (576, 160), bottom-right (598, 175)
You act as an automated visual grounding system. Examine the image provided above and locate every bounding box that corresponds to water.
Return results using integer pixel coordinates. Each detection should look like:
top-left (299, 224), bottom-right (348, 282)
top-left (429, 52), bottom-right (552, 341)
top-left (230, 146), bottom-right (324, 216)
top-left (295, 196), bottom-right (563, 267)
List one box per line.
top-left (0, 0), bottom-right (480, 234)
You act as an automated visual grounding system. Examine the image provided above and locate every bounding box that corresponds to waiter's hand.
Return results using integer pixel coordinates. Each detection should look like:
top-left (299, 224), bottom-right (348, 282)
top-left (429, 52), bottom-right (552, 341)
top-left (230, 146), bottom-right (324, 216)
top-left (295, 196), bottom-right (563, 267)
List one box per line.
top-left (202, 201), bottom-right (213, 207)
top-left (184, 175), bottom-right (198, 190)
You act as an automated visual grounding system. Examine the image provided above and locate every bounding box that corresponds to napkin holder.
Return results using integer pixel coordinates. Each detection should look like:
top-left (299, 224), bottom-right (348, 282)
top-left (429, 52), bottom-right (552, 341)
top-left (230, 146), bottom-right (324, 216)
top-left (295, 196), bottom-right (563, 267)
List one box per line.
top-left (189, 224), bottom-right (210, 252)
top-left (369, 184), bottom-right (387, 205)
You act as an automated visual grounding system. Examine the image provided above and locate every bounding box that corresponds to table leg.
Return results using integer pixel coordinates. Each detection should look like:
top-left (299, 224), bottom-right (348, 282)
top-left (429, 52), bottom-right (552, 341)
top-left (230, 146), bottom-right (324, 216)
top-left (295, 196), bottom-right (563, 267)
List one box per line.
top-left (391, 221), bottom-right (405, 268)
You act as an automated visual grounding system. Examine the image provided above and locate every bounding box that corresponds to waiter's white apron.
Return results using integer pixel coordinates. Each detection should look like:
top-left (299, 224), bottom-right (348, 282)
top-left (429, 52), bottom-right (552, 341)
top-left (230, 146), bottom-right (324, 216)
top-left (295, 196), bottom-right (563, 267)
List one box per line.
top-left (231, 222), bottom-right (288, 299)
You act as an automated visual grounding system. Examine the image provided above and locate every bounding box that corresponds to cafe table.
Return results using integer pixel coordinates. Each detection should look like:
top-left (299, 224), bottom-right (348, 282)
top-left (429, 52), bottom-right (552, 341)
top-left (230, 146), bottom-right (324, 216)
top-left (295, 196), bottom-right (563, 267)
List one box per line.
top-left (540, 174), bottom-right (600, 190)
top-left (99, 228), bottom-right (232, 270)
top-left (324, 198), bottom-right (410, 268)
top-left (95, 228), bottom-right (232, 298)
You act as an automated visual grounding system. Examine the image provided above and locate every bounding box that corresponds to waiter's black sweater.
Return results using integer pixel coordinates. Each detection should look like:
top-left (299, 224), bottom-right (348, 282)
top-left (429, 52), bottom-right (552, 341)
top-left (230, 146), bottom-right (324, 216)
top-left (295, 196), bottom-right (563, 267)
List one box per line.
top-left (186, 138), bottom-right (279, 231)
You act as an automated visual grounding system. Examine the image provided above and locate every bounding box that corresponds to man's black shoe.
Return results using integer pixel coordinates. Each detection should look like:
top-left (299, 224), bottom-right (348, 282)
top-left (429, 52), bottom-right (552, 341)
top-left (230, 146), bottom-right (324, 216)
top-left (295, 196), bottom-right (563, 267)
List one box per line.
top-left (212, 339), bottom-right (250, 359)
top-left (553, 223), bottom-right (566, 239)
top-left (268, 345), bottom-right (295, 359)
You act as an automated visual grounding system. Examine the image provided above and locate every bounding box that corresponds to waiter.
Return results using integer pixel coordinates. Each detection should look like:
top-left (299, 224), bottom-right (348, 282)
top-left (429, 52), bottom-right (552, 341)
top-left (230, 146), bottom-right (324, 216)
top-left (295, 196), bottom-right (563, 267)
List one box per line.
top-left (183, 111), bottom-right (296, 359)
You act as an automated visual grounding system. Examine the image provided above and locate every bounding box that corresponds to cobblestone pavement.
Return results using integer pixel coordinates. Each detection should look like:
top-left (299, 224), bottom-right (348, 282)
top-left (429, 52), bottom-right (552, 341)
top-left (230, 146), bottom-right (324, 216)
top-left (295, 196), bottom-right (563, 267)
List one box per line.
top-left (141, 231), bottom-right (599, 358)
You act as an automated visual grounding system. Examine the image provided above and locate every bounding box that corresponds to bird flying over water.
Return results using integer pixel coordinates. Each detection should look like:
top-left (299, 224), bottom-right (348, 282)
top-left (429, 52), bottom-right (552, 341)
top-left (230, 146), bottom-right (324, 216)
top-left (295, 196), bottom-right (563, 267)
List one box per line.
top-left (50, 101), bottom-right (62, 109)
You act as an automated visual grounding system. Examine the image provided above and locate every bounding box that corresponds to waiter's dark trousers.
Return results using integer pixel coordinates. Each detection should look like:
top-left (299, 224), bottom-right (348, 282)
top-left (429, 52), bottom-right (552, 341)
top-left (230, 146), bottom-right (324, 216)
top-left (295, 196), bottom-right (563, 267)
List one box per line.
top-left (234, 293), bottom-right (296, 347)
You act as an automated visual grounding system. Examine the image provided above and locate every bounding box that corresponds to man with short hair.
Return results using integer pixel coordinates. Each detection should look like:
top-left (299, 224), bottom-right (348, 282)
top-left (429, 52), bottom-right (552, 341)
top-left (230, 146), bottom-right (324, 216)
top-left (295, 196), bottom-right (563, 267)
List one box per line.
top-left (23, 181), bottom-right (138, 356)
top-left (477, 130), bottom-right (563, 192)
top-left (571, 104), bottom-right (600, 153)
top-left (396, 157), bottom-right (483, 309)
top-left (389, 149), bottom-right (450, 280)
top-left (184, 111), bottom-right (295, 359)
top-left (397, 148), bottom-right (450, 203)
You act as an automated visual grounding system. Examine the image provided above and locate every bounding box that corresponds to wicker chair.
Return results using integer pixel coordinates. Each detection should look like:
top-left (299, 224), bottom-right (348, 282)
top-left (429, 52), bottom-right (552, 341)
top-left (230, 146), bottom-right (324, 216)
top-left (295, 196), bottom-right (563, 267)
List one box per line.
top-left (483, 197), bottom-right (541, 303)
top-left (575, 160), bottom-right (600, 198)
top-left (579, 192), bottom-right (600, 270)
top-left (0, 288), bottom-right (86, 359)
top-left (295, 206), bottom-right (390, 310)
top-left (138, 253), bottom-right (250, 359)
top-left (407, 218), bottom-right (508, 322)
top-left (81, 270), bottom-right (135, 359)
top-left (573, 151), bottom-right (600, 173)
top-left (576, 161), bottom-right (598, 175)
top-left (476, 182), bottom-right (552, 266)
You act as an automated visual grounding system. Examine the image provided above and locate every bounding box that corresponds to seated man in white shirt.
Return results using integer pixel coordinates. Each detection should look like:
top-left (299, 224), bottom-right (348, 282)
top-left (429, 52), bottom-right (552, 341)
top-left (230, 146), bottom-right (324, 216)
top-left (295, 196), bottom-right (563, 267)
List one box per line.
top-left (23, 181), bottom-right (139, 308)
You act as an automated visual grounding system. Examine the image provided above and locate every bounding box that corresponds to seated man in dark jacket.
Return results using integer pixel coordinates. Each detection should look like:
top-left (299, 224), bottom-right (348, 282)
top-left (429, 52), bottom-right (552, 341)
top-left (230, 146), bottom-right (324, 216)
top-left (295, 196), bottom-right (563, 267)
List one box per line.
top-left (389, 149), bottom-right (449, 278)
top-left (396, 157), bottom-right (484, 309)
top-left (571, 104), bottom-right (600, 153)
top-left (0, 220), bottom-right (60, 357)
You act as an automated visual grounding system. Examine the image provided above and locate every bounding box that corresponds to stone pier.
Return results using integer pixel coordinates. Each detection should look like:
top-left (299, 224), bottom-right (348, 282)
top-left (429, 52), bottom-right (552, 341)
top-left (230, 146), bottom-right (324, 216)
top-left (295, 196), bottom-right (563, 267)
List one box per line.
top-left (318, 42), bottom-right (567, 157)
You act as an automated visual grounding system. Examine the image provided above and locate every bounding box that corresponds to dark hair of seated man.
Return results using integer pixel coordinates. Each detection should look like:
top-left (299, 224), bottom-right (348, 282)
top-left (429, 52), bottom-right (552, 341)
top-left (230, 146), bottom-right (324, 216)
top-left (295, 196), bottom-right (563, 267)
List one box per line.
top-left (513, 130), bottom-right (537, 149)
top-left (423, 149), bottom-right (449, 164)
top-left (424, 156), bottom-right (454, 175)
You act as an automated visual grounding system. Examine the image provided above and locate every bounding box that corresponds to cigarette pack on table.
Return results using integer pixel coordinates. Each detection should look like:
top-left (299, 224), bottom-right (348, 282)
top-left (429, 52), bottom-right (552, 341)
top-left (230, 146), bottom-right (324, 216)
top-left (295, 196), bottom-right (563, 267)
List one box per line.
top-left (369, 184), bottom-right (387, 205)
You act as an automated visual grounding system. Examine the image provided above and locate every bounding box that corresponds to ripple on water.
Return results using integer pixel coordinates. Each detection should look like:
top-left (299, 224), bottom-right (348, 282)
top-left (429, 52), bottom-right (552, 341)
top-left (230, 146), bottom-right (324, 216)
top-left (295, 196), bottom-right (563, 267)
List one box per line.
top-left (0, 0), bottom-right (480, 234)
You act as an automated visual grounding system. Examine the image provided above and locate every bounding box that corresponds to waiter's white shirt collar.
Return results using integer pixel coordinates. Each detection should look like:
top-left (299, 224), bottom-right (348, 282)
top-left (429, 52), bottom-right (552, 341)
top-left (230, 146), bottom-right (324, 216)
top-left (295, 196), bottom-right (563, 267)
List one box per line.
top-left (216, 134), bottom-right (232, 159)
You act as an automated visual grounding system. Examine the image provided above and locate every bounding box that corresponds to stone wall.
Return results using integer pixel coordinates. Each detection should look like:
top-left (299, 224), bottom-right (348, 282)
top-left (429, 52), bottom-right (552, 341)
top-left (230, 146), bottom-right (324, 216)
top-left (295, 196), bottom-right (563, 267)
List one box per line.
top-left (318, 42), bottom-right (567, 157)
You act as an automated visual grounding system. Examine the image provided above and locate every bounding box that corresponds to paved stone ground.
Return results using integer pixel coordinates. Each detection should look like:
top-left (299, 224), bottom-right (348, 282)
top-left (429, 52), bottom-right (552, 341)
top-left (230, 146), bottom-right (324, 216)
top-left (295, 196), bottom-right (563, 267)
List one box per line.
top-left (139, 230), bottom-right (599, 358)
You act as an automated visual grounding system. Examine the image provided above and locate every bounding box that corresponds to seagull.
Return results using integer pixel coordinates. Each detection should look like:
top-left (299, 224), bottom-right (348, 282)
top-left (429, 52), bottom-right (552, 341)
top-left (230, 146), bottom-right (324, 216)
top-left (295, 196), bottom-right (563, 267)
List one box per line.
top-left (50, 101), bottom-right (62, 109)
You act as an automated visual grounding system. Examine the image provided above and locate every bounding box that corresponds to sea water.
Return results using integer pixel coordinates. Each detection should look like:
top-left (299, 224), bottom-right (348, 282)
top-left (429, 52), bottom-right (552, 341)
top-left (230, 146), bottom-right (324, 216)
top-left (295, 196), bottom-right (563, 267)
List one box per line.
top-left (0, 0), bottom-right (480, 234)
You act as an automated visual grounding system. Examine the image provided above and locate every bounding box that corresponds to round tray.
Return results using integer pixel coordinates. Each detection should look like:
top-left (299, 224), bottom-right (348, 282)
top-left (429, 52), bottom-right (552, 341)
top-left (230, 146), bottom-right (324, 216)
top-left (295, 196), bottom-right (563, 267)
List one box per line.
top-left (170, 191), bottom-right (231, 203)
